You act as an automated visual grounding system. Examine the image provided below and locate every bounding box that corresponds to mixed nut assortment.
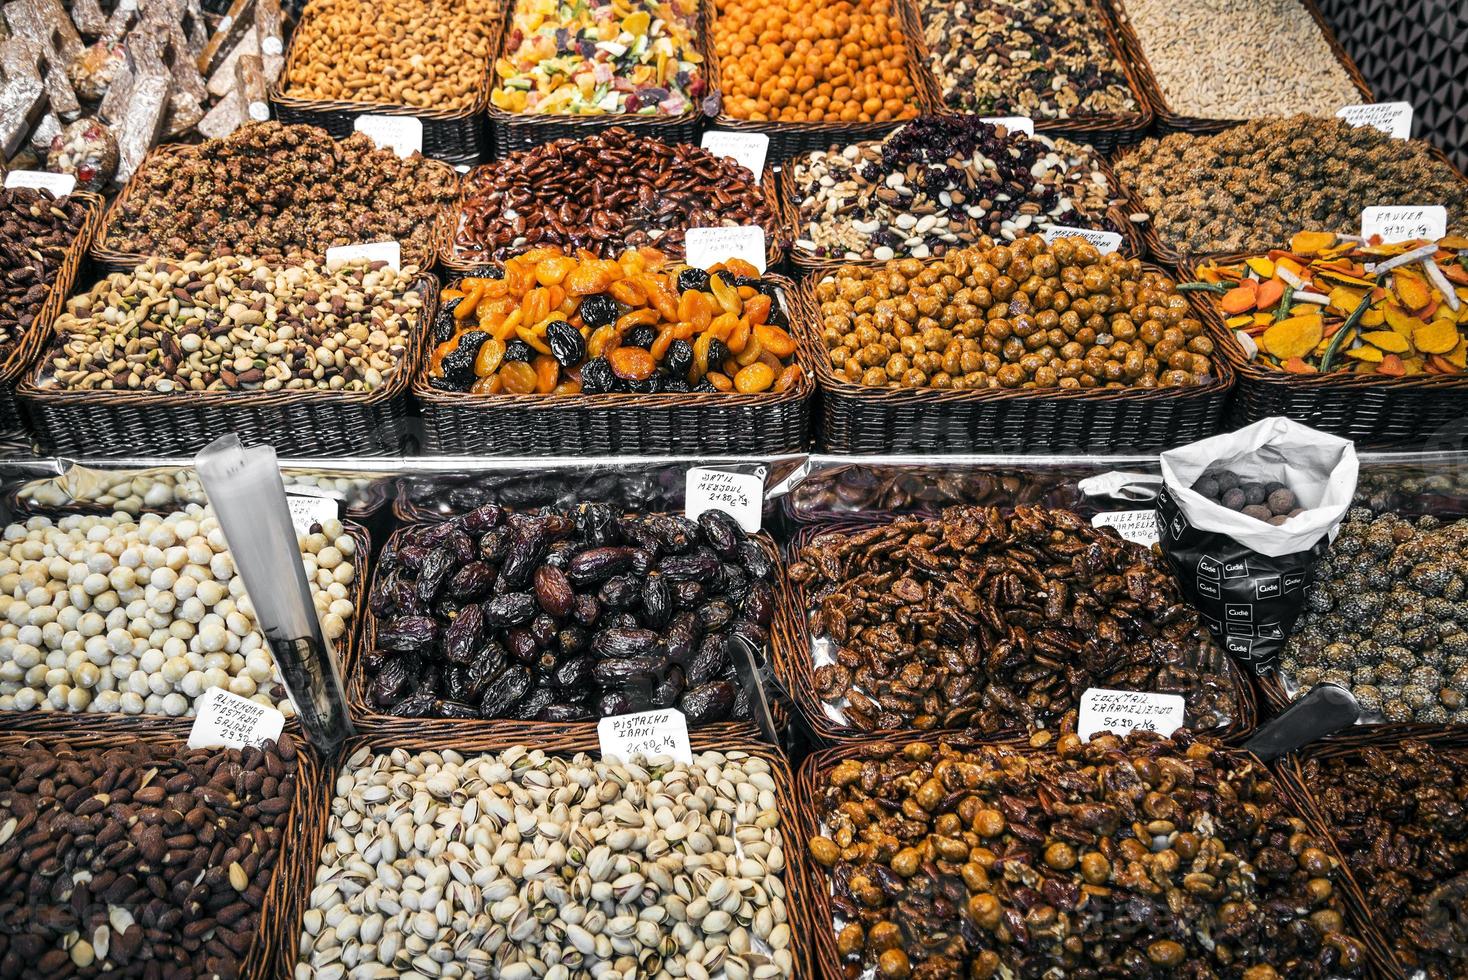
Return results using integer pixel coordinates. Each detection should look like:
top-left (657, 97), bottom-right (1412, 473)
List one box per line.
top-left (364, 503), bottom-right (778, 724)
top-left (790, 116), bottom-right (1119, 262)
top-left (36, 256), bottom-right (424, 394)
top-left (491, 0), bottom-right (705, 115)
top-left (0, 508), bottom-right (357, 718)
top-left (0, 734), bottom-right (300, 977)
top-left (101, 122), bottom-right (458, 264)
top-left (788, 505), bottom-right (1238, 733)
top-left (814, 237), bottom-right (1215, 390)
top-left (452, 128), bottom-right (775, 264)
top-left (283, 0), bottom-right (500, 109)
top-left (427, 248), bottom-right (801, 396)
top-left (1191, 468), bottom-right (1303, 525)
top-left (919, 0), bottom-right (1139, 118)
top-left (809, 732), bottom-right (1368, 978)
top-left (0, 188), bottom-right (91, 355)
top-left (1116, 116), bottom-right (1468, 256)
top-left (1192, 232), bottom-right (1468, 376)
top-left (299, 745), bottom-right (794, 980)
top-left (1304, 740), bottom-right (1468, 980)
top-left (1283, 508), bottom-right (1468, 724)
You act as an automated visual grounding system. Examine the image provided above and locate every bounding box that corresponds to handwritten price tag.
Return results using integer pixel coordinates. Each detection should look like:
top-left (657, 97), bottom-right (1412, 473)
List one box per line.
top-left (354, 114), bottom-right (423, 157)
top-left (980, 115), bottom-right (1034, 136)
top-left (701, 130), bottom-right (769, 182)
top-left (686, 466), bottom-right (764, 532)
top-left (1042, 225), bottom-right (1122, 254)
top-left (4, 170), bottom-right (76, 195)
top-left (598, 709), bottom-right (693, 764)
top-left (1077, 688), bottom-right (1185, 743)
top-left (1336, 101), bottom-right (1413, 140)
top-left (1361, 205), bottom-right (1447, 244)
top-left (286, 493), bottom-right (339, 534)
top-left (683, 227), bottom-right (766, 273)
top-left (188, 687), bottom-right (285, 750)
top-left (325, 240), bottom-right (401, 271)
top-left (1091, 510), bottom-right (1159, 546)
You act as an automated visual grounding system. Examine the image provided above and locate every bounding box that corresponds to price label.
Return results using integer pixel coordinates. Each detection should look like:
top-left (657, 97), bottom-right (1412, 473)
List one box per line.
top-left (247, 100), bottom-right (269, 122)
top-left (683, 226), bottom-right (766, 273)
top-left (1091, 509), bottom-right (1159, 546)
top-left (686, 466), bottom-right (765, 533)
top-left (1076, 688), bottom-right (1185, 743)
top-left (1337, 101), bottom-right (1413, 140)
top-left (216, 14), bottom-right (233, 32)
top-left (980, 115), bottom-right (1034, 136)
top-left (286, 493), bottom-right (338, 534)
top-left (353, 114), bottom-right (423, 157)
top-left (1042, 225), bottom-right (1122, 254)
top-left (261, 36), bottom-right (284, 57)
top-left (4, 170), bottom-right (76, 195)
top-left (598, 709), bottom-right (693, 765)
top-left (700, 130), bottom-right (769, 182)
top-left (325, 240), bottom-right (401, 271)
top-left (188, 687), bottom-right (285, 750)
top-left (1361, 205), bottom-right (1447, 244)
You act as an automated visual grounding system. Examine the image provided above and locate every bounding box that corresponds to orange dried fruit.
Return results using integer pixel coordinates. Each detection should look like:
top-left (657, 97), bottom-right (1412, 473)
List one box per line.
top-left (1359, 330), bottom-right (1409, 353)
top-left (607, 346), bottom-right (656, 380)
top-left (474, 338), bottom-right (506, 376)
top-left (1260, 314), bottom-right (1324, 360)
top-left (499, 361), bottom-right (538, 393)
top-left (609, 279), bottom-right (647, 306)
top-left (533, 354), bottom-right (559, 393)
top-left (1378, 354), bottom-right (1406, 376)
top-left (706, 371), bottom-right (733, 392)
top-left (534, 256), bottom-right (577, 286)
top-left (1414, 319), bottom-right (1459, 354)
top-left (733, 362), bottom-right (775, 392)
top-left (1395, 271), bottom-right (1432, 311)
top-left (773, 364), bottom-right (803, 391)
top-left (744, 293), bottom-right (772, 325)
top-left (723, 257), bottom-right (760, 279)
top-left (587, 325), bottom-right (619, 358)
top-left (564, 262), bottom-right (620, 295)
top-left (754, 324), bottom-right (797, 357)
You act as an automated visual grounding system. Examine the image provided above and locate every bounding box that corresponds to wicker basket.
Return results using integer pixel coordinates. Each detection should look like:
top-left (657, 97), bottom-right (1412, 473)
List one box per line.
top-left (17, 273), bottom-right (438, 458)
top-left (0, 728), bottom-right (319, 980)
top-left (780, 152), bottom-right (1143, 275)
top-left (390, 468), bottom-right (693, 522)
top-left (1255, 671), bottom-right (1468, 744)
top-left (271, 729), bottom-right (815, 979)
top-left (1103, 0), bottom-right (1371, 136)
top-left (413, 274), bottom-right (811, 455)
top-left (439, 156), bottom-right (785, 274)
top-left (485, 0), bottom-right (711, 157)
top-left (0, 520), bottom-right (370, 736)
top-left (1180, 255), bottom-right (1468, 446)
top-left (347, 522), bottom-right (798, 742)
top-left (0, 191), bottom-right (103, 433)
top-left (700, 0), bottom-right (937, 165)
top-left (268, 0), bottom-right (500, 165)
top-left (778, 522), bottom-right (1256, 746)
top-left (89, 143), bottom-right (456, 274)
top-left (904, 0), bottom-right (1154, 153)
top-left (794, 265), bottom-right (1234, 453)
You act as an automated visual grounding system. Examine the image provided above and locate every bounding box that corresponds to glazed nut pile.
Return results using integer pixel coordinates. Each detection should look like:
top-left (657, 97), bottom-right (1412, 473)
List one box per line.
top-left (1116, 116), bottom-right (1468, 256)
top-left (298, 746), bottom-right (793, 979)
top-left (788, 505), bottom-right (1237, 733)
top-left (791, 117), bottom-right (1116, 262)
top-left (815, 237), bottom-right (1213, 391)
top-left (0, 508), bottom-right (357, 718)
top-left (1, 188), bottom-right (90, 352)
top-left (39, 257), bottom-right (423, 394)
top-left (920, 0), bottom-right (1138, 118)
top-left (283, 0), bottom-right (500, 109)
top-left (102, 123), bottom-right (458, 264)
top-left (808, 733), bottom-right (1369, 979)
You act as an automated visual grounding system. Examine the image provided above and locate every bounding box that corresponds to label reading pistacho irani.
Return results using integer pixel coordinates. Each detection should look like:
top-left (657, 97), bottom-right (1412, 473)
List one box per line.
top-left (1042, 225), bottom-right (1123, 254)
top-left (188, 687), bottom-right (285, 750)
top-left (1336, 101), bottom-right (1413, 139)
top-left (1361, 205), bottom-right (1447, 243)
top-left (1076, 688), bottom-right (1185, 743)
top-left (598, 709), bottom-right (693, 764)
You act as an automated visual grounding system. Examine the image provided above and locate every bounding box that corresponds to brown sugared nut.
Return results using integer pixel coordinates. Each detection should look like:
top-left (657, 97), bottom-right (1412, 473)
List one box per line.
top-left (808, 732), bottom-right (1368, 978)
top-left (0, 188), bottom-right (90, 352)
top-left (814, 235), bottom-right (1213, 391)
top-left (103, 122), bottom-right (458, 265)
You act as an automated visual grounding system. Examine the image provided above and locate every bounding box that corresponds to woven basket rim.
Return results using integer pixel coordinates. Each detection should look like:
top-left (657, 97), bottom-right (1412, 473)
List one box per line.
top-left (16, 270), bottom-right (437, 413)
top-left (91, 139), bottom-right (456, 271)
top-left (0, 190), bottom-right (104, 389)
top-left (793, 259), bottom-right (1237, 407)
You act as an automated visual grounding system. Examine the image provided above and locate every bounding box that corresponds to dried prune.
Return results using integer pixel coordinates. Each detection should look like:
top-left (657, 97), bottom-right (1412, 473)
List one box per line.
top-left (677, 268), bottom-right (711, 292)
top-left (546, 318), bottom-right (587, 367)
top-left (664, 340), bottom-right (693, 378)
top-left (504, 338), bottom-right (535, 362)
top-left (579, 293), bottom-right (619, 328)
top-left (433, 297), bottom-right (461, 343)
top-left (439, 330), bottom-right (487, 386)
top-left (580, 356), bottom-right (615, 394)
top-left (623, 323), bottom-right (656, 349)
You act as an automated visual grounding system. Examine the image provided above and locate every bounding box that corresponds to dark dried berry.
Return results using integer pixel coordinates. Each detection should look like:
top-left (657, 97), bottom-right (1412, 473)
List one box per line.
top-left (580, 356), bottom-right (615, 394)
top-left (664, 340), bottom-right (693, 377)
top-left (579, 293), bottom-right (619, 327)
top-left (546, 318), bottom-right (586, 367)
top-left (504, 339), bottom-right (535, 363)
top-left (624, 324), bottom-right (656, 349)
top-left (677, 268), bottom-right (711, 292)
top-left (440, 330), bottom-right (488, 384)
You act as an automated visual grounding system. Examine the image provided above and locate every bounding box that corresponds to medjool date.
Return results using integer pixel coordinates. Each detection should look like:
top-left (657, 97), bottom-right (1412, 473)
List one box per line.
top-left (555, 656), bottom-right (595, 689)
top-left (599, 575), bottom-right (639, 609)
top-left (378, 615), bottom-right (438, 651)
top-left (442, 604), bottom-right (486, 665)
top-left (593, 626), bottom-right (660, 658)
top-left (593, 654), bottom-right (668, 689)
top-left (484, 592), bottom-right (538, 627)
top-left (680, 680), bottom-right (736, 724)
top-left (447, 561), bottom-right (496, 599)
top-left (479, 665), bottom-right (532, 716)
top-left (697, 509), bottom-right (743, 556)
top-left (533, 565), bottom-right (575, 617)
top-left (569, 546), bottom-right (638, 585)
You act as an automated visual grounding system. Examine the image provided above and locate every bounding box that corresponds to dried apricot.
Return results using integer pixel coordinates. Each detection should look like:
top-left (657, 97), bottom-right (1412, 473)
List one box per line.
top-left (474, 338), bottom-right (506, 376)
top-left (734, 362), bottom-right (775, 392)
top-left (533, 354), bottom-right (560, 393)
top-left (773, 364), bottom-right (803, 391)
top-left (535, 256), bottom-right (577, 286)
top-left (754, 324), bottom-right (797, 357)
top-left (609, 279), bottom-right (647, 306)
top-left (564, 261), bottom-right (620, 295)
top-left (608, 346), bottom-right (656, 380)
top-left (498, 361), bottom-right (538, 393)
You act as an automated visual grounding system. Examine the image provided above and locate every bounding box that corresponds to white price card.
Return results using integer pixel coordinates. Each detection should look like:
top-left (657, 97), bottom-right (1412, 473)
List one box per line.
top-left (1336, 101), bottom-right (1413, 140)
top-left (261, 36), bottom-right (284, 57)
top-left (701, 130), bottom-right (769, 181)
top-left (1361, 205), bottom-right (1447, 244)
top-left (4, 170), bottom-right (76, 195)
top-left (980, 115), bottom-right (1034, 136)
top-left (1077, 688), bottom-right (1185, 743)
top-left (286, 493), bottom-right (338, 534)
top-left (1091, 509), bottom-right (1159, 546)
top-left (354, 114), bottom-right (423, 157)
top-left (247, 100), bottom-right (270, 122)
top-left (188, 687), bottom-right (285, 750)
top-left (683, 226), bottom-right (766, 273)
top-left (686, 466), bottom-right (765, 533)
top-left (325, 240), bottom-right (401, 271)
top-left (598, 709), bottom-right (693, 765)
top-left (1042, 225), bottom-right (1122, 254)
